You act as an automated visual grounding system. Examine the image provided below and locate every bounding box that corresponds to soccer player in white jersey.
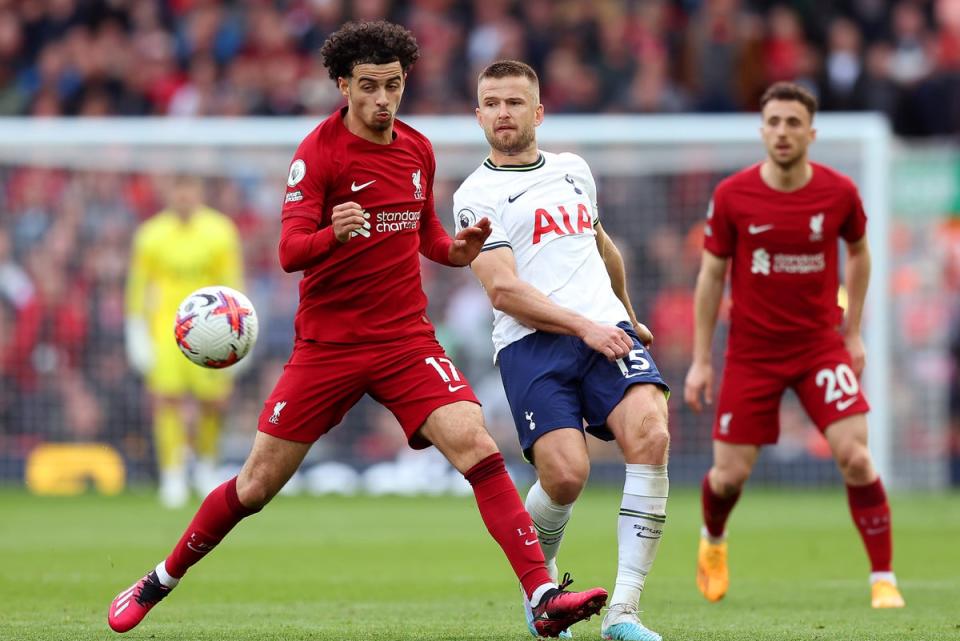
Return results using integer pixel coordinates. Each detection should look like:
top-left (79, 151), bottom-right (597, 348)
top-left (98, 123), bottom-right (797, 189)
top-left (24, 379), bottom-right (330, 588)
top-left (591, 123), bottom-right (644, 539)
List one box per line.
top-left (454, 60), bottom-right (671, 641)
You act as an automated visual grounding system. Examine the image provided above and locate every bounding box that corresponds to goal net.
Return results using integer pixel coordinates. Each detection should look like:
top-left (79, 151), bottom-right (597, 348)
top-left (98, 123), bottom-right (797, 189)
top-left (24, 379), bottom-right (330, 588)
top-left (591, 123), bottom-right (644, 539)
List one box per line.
top-left (0, 114), bottom-right (944, 491)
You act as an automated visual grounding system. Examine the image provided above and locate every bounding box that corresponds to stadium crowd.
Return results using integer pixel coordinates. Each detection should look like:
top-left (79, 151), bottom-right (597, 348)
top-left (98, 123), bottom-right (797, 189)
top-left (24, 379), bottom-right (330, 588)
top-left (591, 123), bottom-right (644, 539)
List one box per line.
top-left (0, 1), bottom-right (957, 486)
top-left (0, 1), bottom-right (959, 135)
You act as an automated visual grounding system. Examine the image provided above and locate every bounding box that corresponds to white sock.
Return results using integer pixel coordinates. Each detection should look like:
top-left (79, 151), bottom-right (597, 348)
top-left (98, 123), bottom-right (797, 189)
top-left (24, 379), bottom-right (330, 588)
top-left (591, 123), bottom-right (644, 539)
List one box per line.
top-left (155, 561), bottom-right (180, 589)
top-left (525, 479), bottom-right (574, 570)
top-left (701, 525), bottom-right (726, 545)
top-left (870, 571), bottom-right (896, 586)
top-left (530, 581), bottom-right (559, 608)
top-left (611, 463), bottom-right (668, 608)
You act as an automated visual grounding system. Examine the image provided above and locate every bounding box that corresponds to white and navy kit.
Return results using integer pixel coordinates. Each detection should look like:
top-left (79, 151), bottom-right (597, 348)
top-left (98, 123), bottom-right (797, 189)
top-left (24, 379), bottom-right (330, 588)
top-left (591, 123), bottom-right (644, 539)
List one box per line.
top-left (453, 151), bottom-right (668, 457)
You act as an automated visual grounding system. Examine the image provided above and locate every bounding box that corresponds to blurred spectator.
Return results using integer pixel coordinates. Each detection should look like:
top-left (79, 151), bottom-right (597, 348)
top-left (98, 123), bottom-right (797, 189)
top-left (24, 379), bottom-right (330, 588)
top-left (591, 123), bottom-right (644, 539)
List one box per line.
top-left (819, 17), bottom-right (868, 111)
top-left (0, 0), bottom-right (958, 131)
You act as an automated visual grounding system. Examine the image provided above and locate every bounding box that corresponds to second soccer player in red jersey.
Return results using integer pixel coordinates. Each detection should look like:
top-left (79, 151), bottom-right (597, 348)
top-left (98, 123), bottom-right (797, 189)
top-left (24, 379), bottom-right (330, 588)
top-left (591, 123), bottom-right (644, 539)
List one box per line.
top-left (107, 21), bottom-right (606, 637)
top-left (684, 82), bottom-right (905, 610)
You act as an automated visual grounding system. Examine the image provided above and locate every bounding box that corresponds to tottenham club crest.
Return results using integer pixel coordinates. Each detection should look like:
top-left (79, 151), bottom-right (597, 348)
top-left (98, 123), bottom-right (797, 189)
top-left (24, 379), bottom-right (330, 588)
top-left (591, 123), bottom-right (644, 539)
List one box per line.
top-left (287, 160), bottom-right (306, 187)
top-left (412, 168), bottom-right (423, 200)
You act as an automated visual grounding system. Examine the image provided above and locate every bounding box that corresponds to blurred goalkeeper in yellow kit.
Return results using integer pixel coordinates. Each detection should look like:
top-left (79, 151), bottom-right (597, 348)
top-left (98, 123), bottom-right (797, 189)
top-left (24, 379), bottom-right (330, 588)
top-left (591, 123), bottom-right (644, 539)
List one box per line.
top-left (125, 175), bottom-right (245, 508)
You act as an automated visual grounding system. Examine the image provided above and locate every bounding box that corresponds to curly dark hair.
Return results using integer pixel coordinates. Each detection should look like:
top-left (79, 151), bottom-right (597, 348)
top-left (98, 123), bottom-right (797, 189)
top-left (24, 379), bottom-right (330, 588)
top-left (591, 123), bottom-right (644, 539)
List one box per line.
top-left (320, 21), bottom-right (420, 81)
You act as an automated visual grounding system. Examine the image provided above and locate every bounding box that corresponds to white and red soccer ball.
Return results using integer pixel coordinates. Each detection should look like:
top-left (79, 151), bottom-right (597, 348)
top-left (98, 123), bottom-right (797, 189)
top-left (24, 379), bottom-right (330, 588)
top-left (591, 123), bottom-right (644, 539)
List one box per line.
top-left (174, 286), bottom-right (259, 369)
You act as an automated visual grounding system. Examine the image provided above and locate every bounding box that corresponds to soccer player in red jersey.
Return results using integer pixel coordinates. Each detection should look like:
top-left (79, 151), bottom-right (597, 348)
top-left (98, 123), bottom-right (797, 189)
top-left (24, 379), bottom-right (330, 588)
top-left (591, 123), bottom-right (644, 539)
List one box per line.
top-left (684, 81), bottom-right (904, 609)
top-left (107, 21), bottom-right (606, 637)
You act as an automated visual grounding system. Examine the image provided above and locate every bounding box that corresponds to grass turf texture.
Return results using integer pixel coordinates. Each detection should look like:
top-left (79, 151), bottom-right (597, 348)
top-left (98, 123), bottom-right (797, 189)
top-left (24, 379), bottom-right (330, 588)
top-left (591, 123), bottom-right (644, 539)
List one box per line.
top-left (0, 488), bottom-right (957, 640)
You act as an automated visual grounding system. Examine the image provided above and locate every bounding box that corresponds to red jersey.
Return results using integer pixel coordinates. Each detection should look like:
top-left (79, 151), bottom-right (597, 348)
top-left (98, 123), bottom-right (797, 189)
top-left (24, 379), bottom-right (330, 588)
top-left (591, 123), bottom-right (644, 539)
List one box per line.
top-left (279, 108), bottom-right (454, 344)
top-left (704, 162), bottom-right (867, 356)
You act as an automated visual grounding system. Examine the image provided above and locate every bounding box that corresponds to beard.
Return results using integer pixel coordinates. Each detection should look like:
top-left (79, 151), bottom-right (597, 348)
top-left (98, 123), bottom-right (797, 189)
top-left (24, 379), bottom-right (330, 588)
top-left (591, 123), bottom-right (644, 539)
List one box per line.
top-left (772, 156), bottom-right (799, 171)
top-left (486, 125), bottom-right (535, 155)
top-left (769, 146), bottom-right (803, 171)
top-left (369, 114), bottom-right (392, 132)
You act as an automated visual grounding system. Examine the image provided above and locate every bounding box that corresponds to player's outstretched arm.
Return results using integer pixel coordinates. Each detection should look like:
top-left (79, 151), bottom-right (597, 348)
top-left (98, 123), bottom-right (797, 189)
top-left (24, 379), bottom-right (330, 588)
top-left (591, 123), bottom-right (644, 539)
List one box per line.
top-left (595, 223), bottom-right (653, 346)
top-left (843, 236), bottom-right (871, 376)
top-left (471, 247), bottom-right (633, 361)
top-left (684, 250), bottom-right (728, 412)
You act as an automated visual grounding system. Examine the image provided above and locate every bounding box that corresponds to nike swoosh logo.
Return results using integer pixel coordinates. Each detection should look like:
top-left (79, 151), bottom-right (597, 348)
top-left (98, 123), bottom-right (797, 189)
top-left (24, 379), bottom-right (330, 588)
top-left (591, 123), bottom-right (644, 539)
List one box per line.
top-left (748, 224), bottom-right (774, 234)
top-left (524, 539), bottom-right (539, 546)
top-left (351, 179), bottom-right (376, 192)
top-left (507, 189), bottom-right (529, 203)
top-left (836, 397), bottom-right (857, 411)
top-left (448, 384), bottom-right (467, 392)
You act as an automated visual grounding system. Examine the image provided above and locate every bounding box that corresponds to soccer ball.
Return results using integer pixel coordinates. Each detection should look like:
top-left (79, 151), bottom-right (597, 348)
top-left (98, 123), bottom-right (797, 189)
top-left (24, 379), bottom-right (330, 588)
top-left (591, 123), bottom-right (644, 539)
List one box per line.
top-left (174, 286), bottom-right (259, 369)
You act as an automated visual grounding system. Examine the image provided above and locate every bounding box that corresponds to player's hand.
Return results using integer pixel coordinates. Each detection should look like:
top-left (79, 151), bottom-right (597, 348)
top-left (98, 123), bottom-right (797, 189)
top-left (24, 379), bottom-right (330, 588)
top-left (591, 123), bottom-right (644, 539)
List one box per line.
top-left (581, 321), bottom-right (634, 361)
top-left (124, 317), bottom-right (154, 376)
top-left (331, 201), bottom-right (370, 243)
top-left (448, 217), bottom-right (492, 266)
top-left (684, 361), bottom-right (714, 413)
top-left (845, 332), bottom-right (866, 377)
top-left (633, 320), bottom-right (654, 347)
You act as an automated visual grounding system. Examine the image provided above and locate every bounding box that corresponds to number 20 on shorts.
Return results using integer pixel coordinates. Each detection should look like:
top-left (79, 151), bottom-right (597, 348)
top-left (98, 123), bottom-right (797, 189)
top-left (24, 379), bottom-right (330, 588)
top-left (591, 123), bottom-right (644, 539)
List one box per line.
top-left (815, 364), bottom-right (859, 405)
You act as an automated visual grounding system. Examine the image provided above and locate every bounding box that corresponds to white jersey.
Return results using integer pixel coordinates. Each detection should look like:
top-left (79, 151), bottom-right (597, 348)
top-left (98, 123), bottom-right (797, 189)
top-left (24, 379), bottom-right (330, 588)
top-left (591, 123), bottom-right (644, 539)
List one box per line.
top-left (453, 150), bottom-right (629, 360)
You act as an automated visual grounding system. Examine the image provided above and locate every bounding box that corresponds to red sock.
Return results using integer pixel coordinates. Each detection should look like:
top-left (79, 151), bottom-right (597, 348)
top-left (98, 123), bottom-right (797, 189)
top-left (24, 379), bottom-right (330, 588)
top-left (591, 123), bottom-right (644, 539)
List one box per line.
top-left (465, 453), bottom-right (552, 599)
top-left (846, 478), bottom-right (892, 572)
top-left (165, 477), bottom-right (260, 578)
top-left (701, 473), bottom-right (740, 539)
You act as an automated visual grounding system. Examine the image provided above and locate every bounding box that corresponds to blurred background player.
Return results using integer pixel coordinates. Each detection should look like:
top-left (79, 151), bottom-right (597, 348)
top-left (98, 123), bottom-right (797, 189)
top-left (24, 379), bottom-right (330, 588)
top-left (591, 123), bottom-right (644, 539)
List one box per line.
top-left (683, 81), bottom-right (904, 609)
top-left (108, 21), bottom-right (607, 637)
top-left (458, 60), bottom-right (671, 641)
top-left (125, 175), bottom-right (244, 508)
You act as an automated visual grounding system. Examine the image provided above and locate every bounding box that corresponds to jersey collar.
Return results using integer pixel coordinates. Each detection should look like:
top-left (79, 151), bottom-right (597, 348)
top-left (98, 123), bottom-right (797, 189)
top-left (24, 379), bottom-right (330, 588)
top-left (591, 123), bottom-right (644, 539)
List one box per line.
top-left (484, 153), bottom-right (545, 172)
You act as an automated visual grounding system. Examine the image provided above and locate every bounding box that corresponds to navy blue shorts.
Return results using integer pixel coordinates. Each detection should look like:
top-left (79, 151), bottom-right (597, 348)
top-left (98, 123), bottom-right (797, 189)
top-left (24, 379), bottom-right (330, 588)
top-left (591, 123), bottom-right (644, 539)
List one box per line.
top-left (498, 321), bottom-right (669, 460)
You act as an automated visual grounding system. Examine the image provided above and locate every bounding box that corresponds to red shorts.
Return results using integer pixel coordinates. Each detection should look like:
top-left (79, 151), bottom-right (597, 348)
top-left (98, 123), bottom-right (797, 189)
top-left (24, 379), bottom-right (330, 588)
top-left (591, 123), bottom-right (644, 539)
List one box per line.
top-left (258, 334), bottom-right (479, 448)
top-left (713, 333), bottom-right (870, 445)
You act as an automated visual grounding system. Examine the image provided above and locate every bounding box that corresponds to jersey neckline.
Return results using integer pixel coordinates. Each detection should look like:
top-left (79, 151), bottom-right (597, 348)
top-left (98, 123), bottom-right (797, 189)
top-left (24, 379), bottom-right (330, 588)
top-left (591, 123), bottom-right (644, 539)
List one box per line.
top-left (484, 153), bottom-right (545, 172)
top-left (754, 161), bottom-right (819, 195)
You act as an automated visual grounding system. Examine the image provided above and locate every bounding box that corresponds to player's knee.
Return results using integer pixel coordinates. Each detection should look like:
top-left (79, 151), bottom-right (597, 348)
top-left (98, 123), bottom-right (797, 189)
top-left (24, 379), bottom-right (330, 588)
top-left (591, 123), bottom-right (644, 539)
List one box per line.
top-left (711, 467), bottom-right (748, 496)
top-left (542, 469), bottom-right (587, 505)
top-left (446, 426), bottom-right (499, 473)
top-left (622, 411), bottom-right (670, 462)
top-left (837, 447), bottom-right (874, 483)
top-left (463, 426), bottom-right (498, 458)
top-left (236, 471), bottom-right (280, 509)
top-left (641, 418), bottom-right (670, 458)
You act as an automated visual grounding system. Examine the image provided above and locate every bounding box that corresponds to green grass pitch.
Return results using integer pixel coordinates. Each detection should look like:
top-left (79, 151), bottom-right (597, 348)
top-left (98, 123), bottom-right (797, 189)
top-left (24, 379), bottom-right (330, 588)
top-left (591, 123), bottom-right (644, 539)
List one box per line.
top-left (0, 487), bottom-right (957, 640)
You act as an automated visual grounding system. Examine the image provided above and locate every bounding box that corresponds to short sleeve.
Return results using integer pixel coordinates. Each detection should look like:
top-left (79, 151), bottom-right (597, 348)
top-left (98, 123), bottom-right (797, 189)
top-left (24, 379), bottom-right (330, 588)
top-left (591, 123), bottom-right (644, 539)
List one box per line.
top-left (839, 182), bottom-right (868, 243)
top-left (281, 135), bottom-right (327, 223)
top-left (453, 185), bottom-right (509, 252)
top-left (578, 156), bottom-right (600, 225)
top-left (703, 187), bottom-right (735, 257)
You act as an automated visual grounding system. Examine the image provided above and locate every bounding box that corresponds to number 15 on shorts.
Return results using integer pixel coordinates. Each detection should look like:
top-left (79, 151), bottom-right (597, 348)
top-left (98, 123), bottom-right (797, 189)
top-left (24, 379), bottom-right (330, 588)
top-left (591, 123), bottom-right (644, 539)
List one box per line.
top-left (425, 356), bottom-right (469, 393)
top-left (617, 348), bottom-right (650, 378)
